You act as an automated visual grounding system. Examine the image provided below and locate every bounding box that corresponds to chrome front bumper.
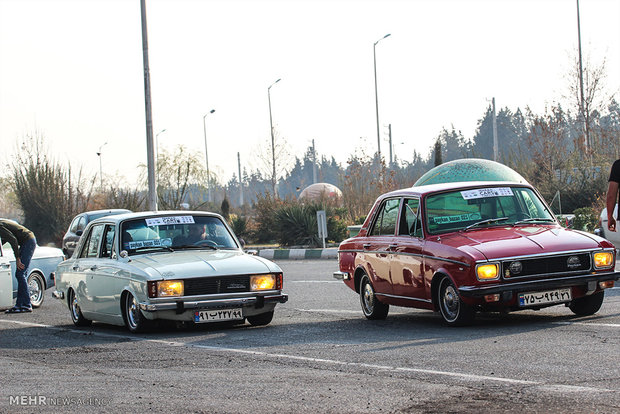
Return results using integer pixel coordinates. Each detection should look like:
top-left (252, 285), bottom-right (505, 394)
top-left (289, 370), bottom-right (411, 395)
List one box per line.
top-left (333, 271), bottom-right (350, 280)
top-left (139, 293), bottom-right (288, 312)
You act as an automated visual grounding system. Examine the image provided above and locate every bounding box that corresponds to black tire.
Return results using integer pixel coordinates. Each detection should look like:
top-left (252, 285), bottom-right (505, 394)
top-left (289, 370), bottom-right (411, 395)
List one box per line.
top-left (247, 310), bottom-right (274, 326)
top-left (123, 292), bottom-right (152, 333)
top-left (359, 274), bottom-right (389, 320)
top-left (569, 291), bottom-right (604, 316)
top-left (437, 276), bottom-right (475, 326)
top-left (27, 272), bottom-right (45, 308)
top-left (69, 289), bottom-right (91, 327)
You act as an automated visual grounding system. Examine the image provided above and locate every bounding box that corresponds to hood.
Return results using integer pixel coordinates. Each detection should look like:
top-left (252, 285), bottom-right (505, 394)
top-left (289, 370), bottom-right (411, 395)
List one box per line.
top-left (440, 225), bottom-right (602, 261)
top-left (128, 250), bottom-right (280, 279)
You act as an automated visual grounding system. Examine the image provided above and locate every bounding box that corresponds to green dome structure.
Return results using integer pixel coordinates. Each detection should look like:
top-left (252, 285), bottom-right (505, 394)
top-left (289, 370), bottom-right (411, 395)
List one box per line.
top-left (414, 158), bottom-right (527, 186)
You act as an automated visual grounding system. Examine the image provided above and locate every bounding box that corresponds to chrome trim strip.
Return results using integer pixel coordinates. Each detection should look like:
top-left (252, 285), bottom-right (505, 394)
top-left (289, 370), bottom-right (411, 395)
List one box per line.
top-left (140, 293), bottom-right (288, 312)
top-left (477, 248), bottom-right (608, 263)
top-left (333, 271), bottom-right (350, 280)
top-left (337, 249), bottom-right (470, 267)
top-left (376, 293), bottom-right (432, 304)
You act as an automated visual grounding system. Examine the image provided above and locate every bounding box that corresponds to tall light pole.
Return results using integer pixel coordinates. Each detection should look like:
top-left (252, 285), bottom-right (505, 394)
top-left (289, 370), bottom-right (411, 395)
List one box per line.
top-left (96, 142), bottom-right (107, 189)
top-left (268, 78), bottom-right (281, 197)
top-left (203, 109), bottom-right (216, 203)
top-left (373, 33), bottom-right (390, 160)
top-left (140, 0), bottom-right (157, 211)
top-left (155, 128), bottom-right (166, 160)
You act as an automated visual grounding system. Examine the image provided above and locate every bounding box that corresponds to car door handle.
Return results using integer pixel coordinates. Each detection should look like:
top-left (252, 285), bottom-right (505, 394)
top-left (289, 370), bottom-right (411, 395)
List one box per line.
top-left (388, 244), bottom-right (398, 249)
top-left (72, 265), bottom-right (80, 271)
top-left (90, 265), bottom-right (98, 271)
top-left (363, 243), bottom-right (372, 249)
top-left (0, 263), bottom-right (10, 269)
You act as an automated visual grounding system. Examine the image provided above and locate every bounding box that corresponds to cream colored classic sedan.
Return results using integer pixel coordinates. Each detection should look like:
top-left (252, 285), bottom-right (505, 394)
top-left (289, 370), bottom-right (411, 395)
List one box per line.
top-left (53, 211), bottom-right (287, 332)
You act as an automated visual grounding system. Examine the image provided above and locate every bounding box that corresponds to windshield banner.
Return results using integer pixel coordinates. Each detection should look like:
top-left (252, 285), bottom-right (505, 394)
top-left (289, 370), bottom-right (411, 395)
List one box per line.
top-left (126, 238), bottom-right (172, 250)
top-left (145, 216), bottom-right (195, 226)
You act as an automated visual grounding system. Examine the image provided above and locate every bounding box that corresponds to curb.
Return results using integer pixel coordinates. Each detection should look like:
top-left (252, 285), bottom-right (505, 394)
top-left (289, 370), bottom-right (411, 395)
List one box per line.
top-left (257, 248), bottom-right (338, 260)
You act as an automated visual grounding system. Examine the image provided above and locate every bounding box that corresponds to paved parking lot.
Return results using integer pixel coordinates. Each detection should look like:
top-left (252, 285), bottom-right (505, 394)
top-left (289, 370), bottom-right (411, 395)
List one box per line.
top-left (1, 259), bottom-right (619, 413)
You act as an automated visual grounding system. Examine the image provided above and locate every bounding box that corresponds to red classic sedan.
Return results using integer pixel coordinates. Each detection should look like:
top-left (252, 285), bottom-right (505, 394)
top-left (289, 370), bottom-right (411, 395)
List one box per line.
top-left (334, 181), bottom-right (619, 326)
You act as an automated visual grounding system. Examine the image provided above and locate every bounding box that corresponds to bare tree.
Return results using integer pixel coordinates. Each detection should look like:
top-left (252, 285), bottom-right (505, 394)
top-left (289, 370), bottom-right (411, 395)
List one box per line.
top-left (251, 127), bottom-right (292, 197)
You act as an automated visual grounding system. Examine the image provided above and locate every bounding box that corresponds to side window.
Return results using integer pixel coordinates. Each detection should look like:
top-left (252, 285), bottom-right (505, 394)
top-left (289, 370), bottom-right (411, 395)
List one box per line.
top-left (77, 216), bottom-right (87, 232)
top-left (69, 216), bottom-right (80, 233)
top-left (400, 198), bottom-right (423, 238)
top-left (101, 225), bottom-right (116, 259)
top-left (370, 199), bottom-right (400, 236)
top-left (79, 225), bottom-right (104, 259)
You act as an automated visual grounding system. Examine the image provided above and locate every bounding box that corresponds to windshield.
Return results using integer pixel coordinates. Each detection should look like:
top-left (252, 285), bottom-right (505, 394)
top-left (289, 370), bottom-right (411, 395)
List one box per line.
top-left (120, 215), bottom-right (238, 254)
top-left (425, 186), bottom-right (555, 234)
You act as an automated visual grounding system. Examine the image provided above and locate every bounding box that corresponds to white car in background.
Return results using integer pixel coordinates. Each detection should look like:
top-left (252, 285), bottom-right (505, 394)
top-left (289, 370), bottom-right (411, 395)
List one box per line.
top-left (598, 204), bottom-right (619, 251)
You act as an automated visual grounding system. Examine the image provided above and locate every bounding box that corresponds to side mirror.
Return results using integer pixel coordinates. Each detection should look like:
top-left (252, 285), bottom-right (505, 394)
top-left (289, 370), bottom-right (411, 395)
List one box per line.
top-left (118, 250), bottom-right (131, 263)
top-left (239, 238), bottom-right (246, 248)
top-left (76, 230), bottom-right (83, 237)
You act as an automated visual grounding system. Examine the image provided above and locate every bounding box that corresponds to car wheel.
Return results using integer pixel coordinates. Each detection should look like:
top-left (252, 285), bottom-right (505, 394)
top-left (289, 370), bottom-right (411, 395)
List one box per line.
top-left (69, 289), bottom-right (91, 326)
top-left (27, 272), bottom-right (45, 308)
top-left (359, 274), bottom-right (389, 320)
top-left (569, 291), bottom-right (604, 316)
top-left (247, 310), bottom-right (274, 326)
top-left (123, 292), bottom-right (152, 333)
top-left (437, 276), bottom-right (474, 326)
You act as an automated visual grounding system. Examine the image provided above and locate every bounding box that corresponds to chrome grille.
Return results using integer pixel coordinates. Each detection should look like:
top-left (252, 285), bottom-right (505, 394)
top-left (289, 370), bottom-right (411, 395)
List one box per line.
top-left (184, 276), bottom-right (250, 295)
top-left (502, 253), bottom-right (591, 279)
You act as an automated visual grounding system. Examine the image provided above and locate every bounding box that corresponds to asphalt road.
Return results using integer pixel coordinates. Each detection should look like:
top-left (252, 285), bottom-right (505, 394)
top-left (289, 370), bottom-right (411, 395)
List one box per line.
top-left (1, 260), bottom-right (619, 413)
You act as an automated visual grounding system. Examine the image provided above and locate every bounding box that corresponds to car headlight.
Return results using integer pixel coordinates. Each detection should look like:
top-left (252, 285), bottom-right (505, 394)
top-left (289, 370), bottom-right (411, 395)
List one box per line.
top-left (157, 280), bottom-right (184, 297)
top-left (593, 252), bottom-right (614, 269)
top-left (250, 274), bottom-right (276, 291)
top-left (476, 263), bottom-right (499, 281)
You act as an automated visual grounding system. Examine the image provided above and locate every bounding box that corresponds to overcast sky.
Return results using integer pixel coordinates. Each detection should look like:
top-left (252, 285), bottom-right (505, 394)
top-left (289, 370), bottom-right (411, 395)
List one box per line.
top-left (1, 0), bottom-right (618, 186)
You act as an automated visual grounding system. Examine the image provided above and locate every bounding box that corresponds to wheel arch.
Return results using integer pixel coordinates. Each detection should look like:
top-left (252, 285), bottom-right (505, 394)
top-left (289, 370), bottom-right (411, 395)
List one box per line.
top-left (353, 265), bottom-right (368, 294)
top-left (430, 270), bottom-right (453, 312)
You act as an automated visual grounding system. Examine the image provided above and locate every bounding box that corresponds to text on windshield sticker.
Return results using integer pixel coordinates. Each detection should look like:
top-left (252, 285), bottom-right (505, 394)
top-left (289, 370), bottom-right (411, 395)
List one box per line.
top-left (126, 238), bottom-right (172, 250)
top-left (461, 187), bottom-right (513, 200)
top-left (145, 216), bottom-right (195, 226)
top-left (433, 212), bottom-right (481, 224)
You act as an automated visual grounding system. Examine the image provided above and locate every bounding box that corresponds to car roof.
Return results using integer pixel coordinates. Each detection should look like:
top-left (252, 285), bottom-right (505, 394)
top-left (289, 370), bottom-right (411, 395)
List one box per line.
top-left (379, 181), bottom-right (532, 199)
top-left (89, 210), bottom-right (224, 225)
top-left (84, 209), bottom-right (131, 218)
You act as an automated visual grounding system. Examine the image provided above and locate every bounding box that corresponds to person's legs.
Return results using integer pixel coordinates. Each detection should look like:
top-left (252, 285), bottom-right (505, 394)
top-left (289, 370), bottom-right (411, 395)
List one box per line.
top-left (15, 237), bottom-right (37, 309)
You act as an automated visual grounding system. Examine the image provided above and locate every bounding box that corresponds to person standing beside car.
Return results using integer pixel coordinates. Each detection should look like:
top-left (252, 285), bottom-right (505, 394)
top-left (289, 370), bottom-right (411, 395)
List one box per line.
top-left (0, 219), bottom-right (37, 313)
top-left (606, 159), bottom-right (620, 232)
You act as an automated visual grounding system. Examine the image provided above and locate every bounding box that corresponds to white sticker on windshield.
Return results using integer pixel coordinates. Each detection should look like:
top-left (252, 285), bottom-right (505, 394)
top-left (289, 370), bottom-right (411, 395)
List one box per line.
top-left (145, 216), bottom-right (195, 226)
top-left (461, 187), bottom-right (513, 200)
top-left (127, 238), bottom-right (172, 249)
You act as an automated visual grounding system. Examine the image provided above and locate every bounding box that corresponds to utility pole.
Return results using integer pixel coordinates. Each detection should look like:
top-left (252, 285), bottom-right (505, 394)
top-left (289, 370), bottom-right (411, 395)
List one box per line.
top-left (312, 139), bottom-right (317, 184)
top-left (237, 152), bottom-right (243, 206)
top-left (492, 97), bottom-right (498, 162)
top-left (576, 0), bottom-right (589, 153)
top-left (140, 0), bottom-right (157, 211)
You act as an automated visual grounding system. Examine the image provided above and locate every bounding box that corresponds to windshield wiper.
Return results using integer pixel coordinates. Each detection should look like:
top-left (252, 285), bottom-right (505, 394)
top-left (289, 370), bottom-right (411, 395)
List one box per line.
top-left (176, 244), bottom-right (218, 250)
top-left (514, 218), bottom-right (555, 225)
top-left (133, 246), bottom-right (174, 253)
top-left (464, 217), bottom-right (509, 231)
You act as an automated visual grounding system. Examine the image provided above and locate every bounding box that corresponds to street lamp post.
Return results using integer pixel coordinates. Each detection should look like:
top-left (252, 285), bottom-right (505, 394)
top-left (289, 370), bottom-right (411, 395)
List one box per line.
top-left (268, 78), bottom-right (281, 197)
top-left (373, 33), bottom-right (390, 160)
top-left (96, 142), bottom-right (108, 189)
top-left (155, 128), bottom-right (166, 161)
top-left (202, 109), bottom-right (215, 203)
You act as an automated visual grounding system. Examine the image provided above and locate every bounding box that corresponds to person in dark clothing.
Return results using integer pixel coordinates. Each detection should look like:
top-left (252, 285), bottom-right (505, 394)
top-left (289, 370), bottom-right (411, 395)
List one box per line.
top-left (607, 159), bottom-right (620, 232)
top-left (0, 219), bottom-right (37, 313)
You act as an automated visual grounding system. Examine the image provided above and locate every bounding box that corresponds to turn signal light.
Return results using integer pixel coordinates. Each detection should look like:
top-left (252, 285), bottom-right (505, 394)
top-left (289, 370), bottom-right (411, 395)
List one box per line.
top-left (484, 294), bottom-right (500, 303)
top-left (599, 280), bottom-right (614, 289)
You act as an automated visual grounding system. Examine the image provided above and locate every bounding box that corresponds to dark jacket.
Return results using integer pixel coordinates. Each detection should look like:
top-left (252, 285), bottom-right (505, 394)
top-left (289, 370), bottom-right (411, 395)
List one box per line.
top-left (0, 219), bottom-right (35, 258)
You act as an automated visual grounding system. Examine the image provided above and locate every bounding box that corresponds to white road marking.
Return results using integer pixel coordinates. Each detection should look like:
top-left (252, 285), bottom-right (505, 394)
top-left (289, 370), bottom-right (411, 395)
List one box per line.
top-left (293, 308), bottom-right (409, 315)
top-left (288, 280), bottom-right (342, 284)
top-left (0, 319), bottom-right (614, 393)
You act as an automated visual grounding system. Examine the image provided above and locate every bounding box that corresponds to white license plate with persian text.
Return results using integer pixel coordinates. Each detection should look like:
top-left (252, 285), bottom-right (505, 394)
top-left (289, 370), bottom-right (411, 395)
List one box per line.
top-left (518, 288), bottom-right (572, 307)
top-left (194, 308), bottom-right (243, 323)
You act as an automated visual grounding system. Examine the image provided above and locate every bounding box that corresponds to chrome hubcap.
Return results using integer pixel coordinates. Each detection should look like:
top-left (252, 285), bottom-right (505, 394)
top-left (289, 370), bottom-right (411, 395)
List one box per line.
top-left (441, 283), bottom-right (459, 320)
top-left (127, 295), bottom-right (139, 328)
top-left (362, 281), bottom-right (374, 313)
top-left (71, 294), bottom-right (80, 321)
top-left (28, 276), bottom-right (42, 304)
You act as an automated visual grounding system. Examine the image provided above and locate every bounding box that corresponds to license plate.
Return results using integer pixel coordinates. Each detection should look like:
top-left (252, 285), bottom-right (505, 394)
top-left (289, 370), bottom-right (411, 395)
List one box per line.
top-left (194, 308), bottom-right (243, 323)
top-left (518, 288), bottom-right (572, 307)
